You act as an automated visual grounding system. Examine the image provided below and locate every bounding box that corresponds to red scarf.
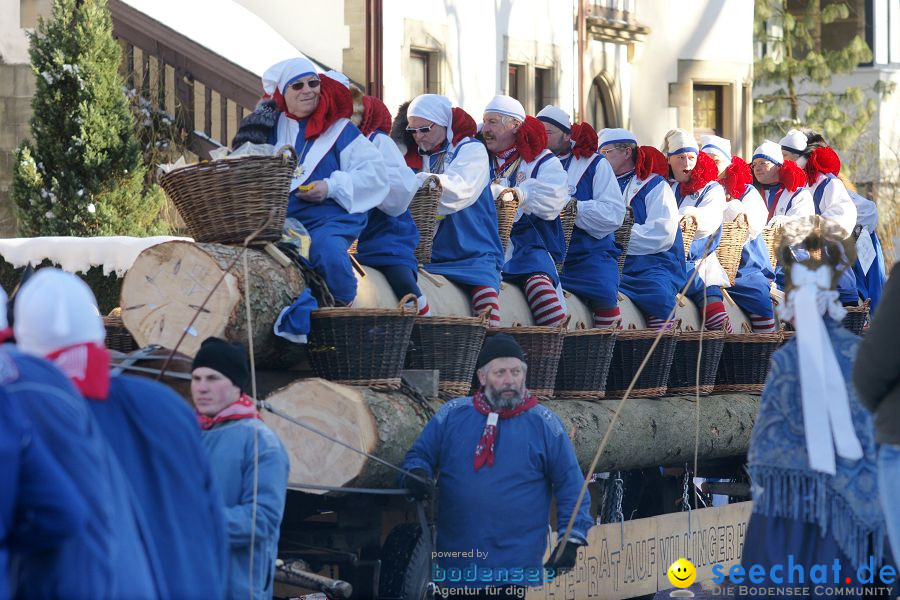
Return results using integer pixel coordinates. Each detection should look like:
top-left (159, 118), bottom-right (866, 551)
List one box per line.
top-left (197, 393), bottom-right (261, 431)
top-left (46, 342), bottom-right (110, 401)
top-left (269, 75), bottom-right (353, 140)
top-left (359, 96), bottom-right (393, 138)
top-left (404, 107), bottom-right (478, 170)
top-left (494, 145), bottom-right (519, 175)
top-left (570, 122), bottom-right (598, 159)
top-left (471, 388), bottom-right (538, 471)
top-left (679, 151), bottom-right (719, 196)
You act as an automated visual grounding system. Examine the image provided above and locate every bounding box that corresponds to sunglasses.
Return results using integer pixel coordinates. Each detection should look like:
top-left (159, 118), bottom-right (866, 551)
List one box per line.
top-left (405, 124), bottom-right (434, 134)
top-left (288, 79), bottom-right (320, 91)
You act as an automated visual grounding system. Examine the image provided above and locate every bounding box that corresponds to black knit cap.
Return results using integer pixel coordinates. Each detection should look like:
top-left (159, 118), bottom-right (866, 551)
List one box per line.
top-left (192, 337), bottom-right (250, 391)
top-left (476, 333), bottom-right (526, 370)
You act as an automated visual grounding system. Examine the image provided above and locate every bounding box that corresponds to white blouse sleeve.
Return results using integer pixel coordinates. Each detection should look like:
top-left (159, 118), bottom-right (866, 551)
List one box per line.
top-left (574, 158), bottom-right (626, 238)
top-left (850, 191), bottom-right (879, 230)
top-left (325, 132), bottom-right (389, 214)
top-left (516, 155), bottom-right (568, 220)
top-left (370, 133), bottom-right (418, 217)
top-left (433, 141), bottom-right (491, 216)
top-left (738, 186), bottom-right (768, 239)
top-left (628, 180), bottom-right (679, 255)
top-left (682, 182), bottom-right (726, 238)
top-left (815, 176), bottom-right (857, 238)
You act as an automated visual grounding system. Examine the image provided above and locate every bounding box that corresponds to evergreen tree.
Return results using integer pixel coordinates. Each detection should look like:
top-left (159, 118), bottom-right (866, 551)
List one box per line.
top-left (753, 0), bottom-right (890, 152)
top-left (11, 0), bottom-right (168, 237)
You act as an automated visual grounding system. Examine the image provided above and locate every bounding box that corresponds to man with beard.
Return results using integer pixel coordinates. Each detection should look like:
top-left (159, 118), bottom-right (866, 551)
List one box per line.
top-left (400, 334), bottom-right (593, 597)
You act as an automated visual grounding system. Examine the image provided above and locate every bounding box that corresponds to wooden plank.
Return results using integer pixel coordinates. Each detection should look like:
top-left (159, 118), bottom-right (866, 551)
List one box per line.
top-left (203, 84), bottom-right (212, 139)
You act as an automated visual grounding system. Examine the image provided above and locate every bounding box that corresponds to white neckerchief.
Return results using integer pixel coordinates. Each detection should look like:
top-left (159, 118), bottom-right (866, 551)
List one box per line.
top-left (777, 264), bottom-right (862, 475)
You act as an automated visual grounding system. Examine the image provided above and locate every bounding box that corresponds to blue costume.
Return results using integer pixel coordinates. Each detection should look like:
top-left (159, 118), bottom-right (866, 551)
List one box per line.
top-left (5, 348), bottom-right (162, 599)
top-left (764, 183), bottom-right (815, 291)
top-left (421, 139), bottom-right (504, 290)
top-left (0, 380), bottom-right (88, 600)
top-left (400, 397), bottom-right (593, 587)
top-left (88, 375), bottom-right (228, 600)
top-left (809, 174), bottom-right (860, 305)
top-left (673, 181), bottom-right (729, 308)
top-left (202, 418), bottom-right (290, 600)
top-left (725, 185), bottom-right (776, 320)
top-left (559, 153), bottom-right (624, 310)
top-left (618, 171), bottom-right (688, 320)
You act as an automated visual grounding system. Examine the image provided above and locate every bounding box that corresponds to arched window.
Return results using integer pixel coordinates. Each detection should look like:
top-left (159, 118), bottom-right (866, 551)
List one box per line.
top-left (587, 73), bottom-right (619, 129)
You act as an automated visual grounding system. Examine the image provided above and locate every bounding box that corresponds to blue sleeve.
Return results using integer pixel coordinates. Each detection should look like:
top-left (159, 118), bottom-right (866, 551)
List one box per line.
top-left (542, 410), bottom-right (593, 542)
top-left (399, 400), bottom-right (460, 484)
top-left (11, 417), bottom-right (89, 552)
top-left (223, 427), bottom-right (289, 547)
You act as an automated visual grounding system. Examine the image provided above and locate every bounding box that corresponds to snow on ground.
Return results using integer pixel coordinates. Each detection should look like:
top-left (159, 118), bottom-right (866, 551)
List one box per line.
top-left (0, 236), bottom-right (192, 277)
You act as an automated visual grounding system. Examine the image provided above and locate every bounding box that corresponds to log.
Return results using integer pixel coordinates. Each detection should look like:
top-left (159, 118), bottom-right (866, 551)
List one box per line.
top-left (263, 378), bottom-right (758, 491)
top-left (120, 241), bottom-right (306, 368)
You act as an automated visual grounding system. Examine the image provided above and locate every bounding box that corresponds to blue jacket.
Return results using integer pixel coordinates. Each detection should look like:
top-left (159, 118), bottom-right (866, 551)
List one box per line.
top-left (202, 419), bottom-right (290, 600)
top-left (89, 375), bottom-right (228, 599)
top-left (0, 380), bottom-right (88, 600)
top-left (401, 398), bottom-right (593, 586)
top-left (5, 347), bottom-right (161, 600)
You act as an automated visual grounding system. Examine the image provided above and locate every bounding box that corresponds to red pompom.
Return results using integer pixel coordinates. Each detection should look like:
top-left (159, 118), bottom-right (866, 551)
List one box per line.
top-left (779, 160), bottom-right (807, 192)
top-left (635, 146), bottom-right (668, 180)
top-left (570, 122), bottom-right (599, 159)
top-left (359, 96), bottom-right (393, 138)
top-left (451, 107), bottom-right (477, 143)
top-left (515, 116), bottom-right (548, 163)
top-left (681, 151), bottom-right (719, 195)
top-left (304, 75), bottom-right (354, 140)
top-left (720, 156), bottom-right (753, 199)
top-left (805, 146), bottom-right (841, 181)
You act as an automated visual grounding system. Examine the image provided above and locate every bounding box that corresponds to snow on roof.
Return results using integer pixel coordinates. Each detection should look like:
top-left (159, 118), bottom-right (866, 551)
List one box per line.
top-left (0, 236), bottom-right (192, 278)
top-left (120, 0), bottom-right (314, 78)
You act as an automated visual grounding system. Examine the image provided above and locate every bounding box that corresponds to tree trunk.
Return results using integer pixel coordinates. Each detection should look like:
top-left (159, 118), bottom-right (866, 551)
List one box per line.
top-left (264, 378), bottom-right (758, 492)
top-left (120, 240), bottom-right (306, 368)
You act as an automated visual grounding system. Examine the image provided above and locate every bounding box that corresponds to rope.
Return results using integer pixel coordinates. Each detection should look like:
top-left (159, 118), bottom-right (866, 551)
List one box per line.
top-left (243, 246), bottom-right (260, 600)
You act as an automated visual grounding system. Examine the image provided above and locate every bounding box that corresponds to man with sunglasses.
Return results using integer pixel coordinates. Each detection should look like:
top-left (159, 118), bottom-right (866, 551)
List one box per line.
top-left (406, 94), bottom-right (505, 325)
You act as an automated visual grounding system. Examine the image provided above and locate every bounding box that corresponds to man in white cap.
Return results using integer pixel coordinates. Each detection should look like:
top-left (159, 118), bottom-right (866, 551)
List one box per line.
top-left (13, 268), bottom-right (229, 599)
top-left (751, 140), bottom-right (813, 227)
top-left (482, 95), bottom-right (569, 327)
top-left (601, 128), bottom-right (687, 329)
top-left (664, 128), bottom-right (732, 332)
top-left (406, 93), bottom-right (505, 325)
top-left (537, 106), bottom-right (625, 328)
top-left (701, 135), bottom-right (777, 332)
top-left (233, 57), bottom-right (389, 306)
top-left (779, 129), bottom-right (808, 166)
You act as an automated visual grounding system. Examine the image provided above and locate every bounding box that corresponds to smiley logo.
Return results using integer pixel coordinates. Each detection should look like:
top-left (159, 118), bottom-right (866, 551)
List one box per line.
top-left (667, 558), bottom-right (696, 588)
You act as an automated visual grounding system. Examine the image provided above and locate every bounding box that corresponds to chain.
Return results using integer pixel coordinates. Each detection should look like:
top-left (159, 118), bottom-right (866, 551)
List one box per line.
top-left (613, 472), bottom-right (625, 549)
top-left (682, 464), bottom-right (693, 539)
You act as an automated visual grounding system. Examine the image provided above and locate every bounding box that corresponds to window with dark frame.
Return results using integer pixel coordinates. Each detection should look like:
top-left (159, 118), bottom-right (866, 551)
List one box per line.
top-left (410, 50), bottom-right (431, 96)
top-left (534, 67), bottom-right (550, 111)
top-left (508, 64), bottom-right (523, 104)
top-left (692, 84), bottom-right (723, 137)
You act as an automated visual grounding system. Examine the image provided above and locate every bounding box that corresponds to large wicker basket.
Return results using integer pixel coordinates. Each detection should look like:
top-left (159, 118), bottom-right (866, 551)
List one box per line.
top-left (717, 214), bottom-right (749, 286)
top-left (680, 215), bottom-right (698, 259)
top-left (554, 325), bottom-right (617, 399)
top-left (307, 297), bottom-right (416, 388)
top-left (159, 146), bottom-right (296, 244)
top-left (605, 327), bottom-right (678, 399)
top-left (411, 175), bottom-right (442, 265)
top-left (713, 327), bottom-right (783, 393)
top-left (556, 198), bottom-right (578, 273)
top-left (761, 225), bottom-right (782, 268)
top-left (103, 311), bottom-right (138, 354)
top-left (666, 329), bottom-right (726, 396)
top-left (405, 313), bottom-right (487, 398)
top-left (842, 300), bottom-right (870, 335)
top-left (487, 325), bottom-right (566, 398)
top-left (495, 188), bottom-right (521, 253)
top-left (615, 206), bottom-right (635, 274)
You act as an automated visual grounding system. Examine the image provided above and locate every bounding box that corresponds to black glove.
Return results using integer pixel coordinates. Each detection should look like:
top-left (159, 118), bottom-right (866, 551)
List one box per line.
top-left (544, 540), bottom-right (581, 572)
top-left (404, 469), bottom-right (434, 501)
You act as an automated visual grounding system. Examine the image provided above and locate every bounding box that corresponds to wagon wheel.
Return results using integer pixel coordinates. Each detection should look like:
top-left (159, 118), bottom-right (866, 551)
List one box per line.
top-left (378, 522), bottom-right (432, 599)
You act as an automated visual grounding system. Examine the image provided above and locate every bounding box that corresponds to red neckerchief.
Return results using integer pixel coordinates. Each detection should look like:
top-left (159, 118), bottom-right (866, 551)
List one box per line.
top-left (46, 342), bottom-right (110, 401)
top-left (494, 145), bottom-right (519, 176)
top-left (767, 186), bottom-right (785, 222)
top-left (359, 96), bottom-right (393, 138)
top-left (197, 393), bottom-right (261, 431)
top-left (471, 388), bottom-right (538, 471)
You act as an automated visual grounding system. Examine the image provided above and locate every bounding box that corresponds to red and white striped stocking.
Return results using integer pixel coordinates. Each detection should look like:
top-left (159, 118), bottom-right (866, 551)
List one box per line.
top-left (524, 274), bottom-right (566, 327)
top-left (471, 286), bottom-right (501, 327)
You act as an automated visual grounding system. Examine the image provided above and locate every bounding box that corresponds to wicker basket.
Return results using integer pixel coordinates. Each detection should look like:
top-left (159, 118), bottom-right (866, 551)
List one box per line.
top-left (488, 325), bottom-right (566, 398)
top-left (761, 225), bottom-right (782, 268)
top-left (556, 198), bottom-right (578, 273)
top-left (713, 327), bottom-right (783, 393)
top-left (307, 296), bottom-right (417, 388)
top-left (495, 188), bottom-right (521, 253)
top-left (103, 313), bottom-right (138, 354)
top-left (841, 300), bottom-right (870, 335)
top-left (680, 215), bottom-right (698, 259)
top-left (159, 146), bottom-right (296, 244)
top-left (554, 325), bottom-right (617, 399)
top-left (666, 329), bottom-right (726, 396)
top-left (717, 214), bottom-right (749, 286)
top-left (615, 206), bottom-right (635, 275)
top-left (605, 327), bottom-right (678, 399)
top-left (411, 175), bottom-right (442, 265)
top-left (405, 313), bottom-right (487, 398)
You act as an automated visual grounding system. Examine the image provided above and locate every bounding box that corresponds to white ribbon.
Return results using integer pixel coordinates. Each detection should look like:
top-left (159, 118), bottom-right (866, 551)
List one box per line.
top-left (777, 264), bottom-right (862, 475)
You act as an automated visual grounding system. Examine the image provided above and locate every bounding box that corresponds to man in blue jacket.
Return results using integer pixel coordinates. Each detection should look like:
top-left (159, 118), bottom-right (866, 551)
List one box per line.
top-left (401, 334), bottom-right (593, 597)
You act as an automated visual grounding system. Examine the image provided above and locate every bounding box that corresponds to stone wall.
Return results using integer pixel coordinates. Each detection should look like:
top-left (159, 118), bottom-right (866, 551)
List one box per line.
top-left (0, 63), bottom-right (35, 236)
